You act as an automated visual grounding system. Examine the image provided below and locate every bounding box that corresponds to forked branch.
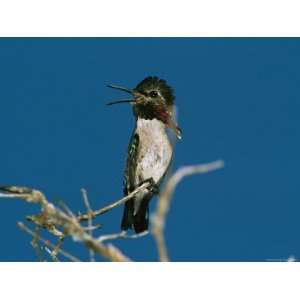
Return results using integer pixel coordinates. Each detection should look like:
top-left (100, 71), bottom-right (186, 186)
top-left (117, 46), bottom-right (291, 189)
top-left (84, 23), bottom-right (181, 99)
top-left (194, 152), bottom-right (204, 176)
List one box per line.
top-left (0, 160), bottom-right (224, 262)
top-left (151, 160), bottom-right (224, 261)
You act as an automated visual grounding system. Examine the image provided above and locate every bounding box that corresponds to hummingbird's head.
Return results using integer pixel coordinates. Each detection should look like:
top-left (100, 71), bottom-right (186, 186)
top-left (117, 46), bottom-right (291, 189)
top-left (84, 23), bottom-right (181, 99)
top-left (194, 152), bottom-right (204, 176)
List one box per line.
top-left (107, 76), bottom-right (182, 139)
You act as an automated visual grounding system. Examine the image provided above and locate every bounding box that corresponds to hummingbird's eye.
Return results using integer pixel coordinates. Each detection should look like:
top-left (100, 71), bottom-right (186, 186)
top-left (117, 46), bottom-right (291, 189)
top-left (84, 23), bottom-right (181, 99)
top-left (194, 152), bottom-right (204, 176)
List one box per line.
top-left (149, 91), bottom-right (158, 98)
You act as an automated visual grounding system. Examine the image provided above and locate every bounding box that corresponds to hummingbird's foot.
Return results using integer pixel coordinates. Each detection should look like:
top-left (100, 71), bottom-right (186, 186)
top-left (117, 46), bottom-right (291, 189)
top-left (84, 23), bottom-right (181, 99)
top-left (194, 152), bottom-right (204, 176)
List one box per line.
top-left (140, 178), bottom-right (159, 194)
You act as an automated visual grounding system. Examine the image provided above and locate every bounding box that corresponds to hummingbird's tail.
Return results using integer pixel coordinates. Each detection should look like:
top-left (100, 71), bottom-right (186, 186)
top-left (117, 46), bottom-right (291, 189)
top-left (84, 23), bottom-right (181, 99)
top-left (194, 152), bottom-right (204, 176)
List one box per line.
top-left (121, 195), bottom-right (151, 233)
top-left (121, 200), bottom-right (135, 231)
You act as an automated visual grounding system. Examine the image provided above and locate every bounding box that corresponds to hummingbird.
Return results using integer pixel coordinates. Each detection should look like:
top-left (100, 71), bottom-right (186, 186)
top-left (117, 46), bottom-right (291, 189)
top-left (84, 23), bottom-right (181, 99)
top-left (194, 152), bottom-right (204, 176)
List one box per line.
top-left (107, 76), bottom-right (182, 233)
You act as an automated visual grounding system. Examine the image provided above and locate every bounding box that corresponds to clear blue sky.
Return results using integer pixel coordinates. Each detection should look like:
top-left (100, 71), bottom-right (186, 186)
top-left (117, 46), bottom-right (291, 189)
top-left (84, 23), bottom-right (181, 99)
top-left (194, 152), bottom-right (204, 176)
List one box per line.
top-left (0, 38), bottom-right (299, 261)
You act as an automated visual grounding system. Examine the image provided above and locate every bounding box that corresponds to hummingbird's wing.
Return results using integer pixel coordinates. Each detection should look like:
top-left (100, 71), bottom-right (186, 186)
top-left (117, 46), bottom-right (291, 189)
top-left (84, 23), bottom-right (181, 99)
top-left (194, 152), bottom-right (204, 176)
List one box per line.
top-left (123, 132), bottom-right (139, 195)
top-left (121, 132), bottom-right (140, 231)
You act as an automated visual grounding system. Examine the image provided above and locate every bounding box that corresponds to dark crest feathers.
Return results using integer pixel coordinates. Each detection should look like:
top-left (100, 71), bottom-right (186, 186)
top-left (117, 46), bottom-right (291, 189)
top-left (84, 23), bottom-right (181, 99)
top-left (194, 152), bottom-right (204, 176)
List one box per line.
top-left (135, 76), bottom-right (175, 106)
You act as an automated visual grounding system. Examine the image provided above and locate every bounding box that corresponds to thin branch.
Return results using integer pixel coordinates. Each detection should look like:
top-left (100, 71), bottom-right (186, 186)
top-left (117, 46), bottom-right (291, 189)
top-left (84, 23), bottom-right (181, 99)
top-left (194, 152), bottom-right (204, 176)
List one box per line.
top-left (30, 225), bottom-right (45, 262)
top-left (1, 186), bottom-right (132, 262)
top-left (1, 160), bottom-right (223, 262)
top-left (151, 160), bottom-right (225, 262)
top-left (98, 230), bottom-right (149, 243)
top-left (46, 236), bottom-right (65, 262)
top-left (58, 200), bottom-right (76, 219)
top-left (17, 222), bottom-right (80, 262)
top-left (45, 246), bottom-right (60, 262)
top-left (78, 182), bottom-right (150, 221)
top-left (80, 234), bottom-right (131, 261)
top-left (81, 188), bottom-right (95, 262)
top-left (0, 186), bottom-right (48, 207)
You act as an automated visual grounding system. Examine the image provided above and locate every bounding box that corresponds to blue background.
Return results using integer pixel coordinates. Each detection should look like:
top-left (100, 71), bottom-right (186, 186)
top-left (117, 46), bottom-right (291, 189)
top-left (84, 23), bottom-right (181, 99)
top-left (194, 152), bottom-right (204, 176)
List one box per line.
top-left (0, 38), bottom-right (299, 261)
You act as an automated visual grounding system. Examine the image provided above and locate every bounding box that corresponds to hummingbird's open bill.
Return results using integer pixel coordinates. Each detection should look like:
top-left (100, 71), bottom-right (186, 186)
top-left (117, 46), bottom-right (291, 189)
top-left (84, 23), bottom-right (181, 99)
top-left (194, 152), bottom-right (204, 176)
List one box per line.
top-left (107, 84), bottom-right (134, 94)
top-left (107, 79), bottom-right (182, 139)
top-left (106, 99), bottom-right (136, 106)
top-left (106, 84), bottom-right (137, 105)
top-left (107, 76), bottom-right (182, 233)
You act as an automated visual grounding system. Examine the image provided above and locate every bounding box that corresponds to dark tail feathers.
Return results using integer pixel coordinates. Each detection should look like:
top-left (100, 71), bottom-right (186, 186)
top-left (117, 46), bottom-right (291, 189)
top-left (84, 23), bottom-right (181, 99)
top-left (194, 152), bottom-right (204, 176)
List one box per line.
top-left (121, 198), bottom-right (150, 233)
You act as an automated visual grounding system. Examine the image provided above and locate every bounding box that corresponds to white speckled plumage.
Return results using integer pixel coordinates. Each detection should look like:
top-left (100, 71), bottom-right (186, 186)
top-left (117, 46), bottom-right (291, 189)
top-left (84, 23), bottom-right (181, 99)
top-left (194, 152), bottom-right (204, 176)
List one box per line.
top-left (133, 117), bottom-right (173, 214)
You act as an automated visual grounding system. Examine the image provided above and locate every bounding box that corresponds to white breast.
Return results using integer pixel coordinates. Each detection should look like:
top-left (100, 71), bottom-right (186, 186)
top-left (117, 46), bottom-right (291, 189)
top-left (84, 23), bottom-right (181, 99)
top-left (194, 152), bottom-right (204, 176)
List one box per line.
top-left (135, 118), bottom-right (173, 186)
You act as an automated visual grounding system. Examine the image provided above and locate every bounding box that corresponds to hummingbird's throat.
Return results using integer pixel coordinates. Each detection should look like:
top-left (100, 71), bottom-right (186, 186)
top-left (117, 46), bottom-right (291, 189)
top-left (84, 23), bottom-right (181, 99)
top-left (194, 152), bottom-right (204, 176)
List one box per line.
top-left (151, 105), bottom-right (182, 139)
top-left (139, 103), bottom-right (182, 140)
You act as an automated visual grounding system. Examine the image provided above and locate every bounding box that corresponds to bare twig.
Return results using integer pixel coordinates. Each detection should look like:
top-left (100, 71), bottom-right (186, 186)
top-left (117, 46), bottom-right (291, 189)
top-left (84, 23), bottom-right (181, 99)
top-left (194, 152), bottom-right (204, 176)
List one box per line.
top-left (30, 225), bottom-right (45, 262)
top-left (17, 222), bottom-right (80, 262)
top-left (47, 237), bottom-right (65, 262)
top-left (58, 200), bottom-right (76, 219)
top-left (0, 186), bottom-right (132, 262)
top-left (81, 188), bottom-right (95, 262)
top-left (78, 182), bottom-right (150, 221)
top-left (1, 160), bottom-right (223, 262)
top-left (81, 235), bottom-right (131, 262)
top-left (151, 160), bottom-right (224, 262)
top-left (98, 230), bottom-right (149, 243)
top-left (45, 246), bottom-right (60, 262)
